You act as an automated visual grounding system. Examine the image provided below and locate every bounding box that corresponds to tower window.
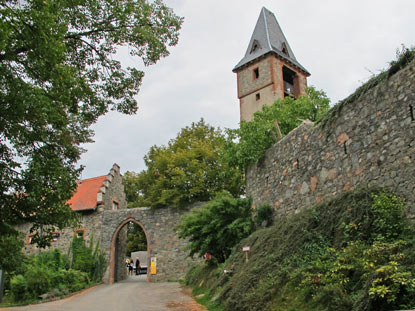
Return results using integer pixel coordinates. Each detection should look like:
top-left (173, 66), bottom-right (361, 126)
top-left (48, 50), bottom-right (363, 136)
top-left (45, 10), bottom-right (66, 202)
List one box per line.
top-left (27, 234), bottom-right (34, 244)
top-left (253, 67), bottom-right (259, 79)
top-left (112, 200), bottom-right (119, 210)
top-left (256, 93), bottom-right (261, 101)
top-left (75, 230), bottom-right (85, 239)
top-left (51, 232), bottom-right (60, 242)
top-left (282, 66), bottom-right (296, 98)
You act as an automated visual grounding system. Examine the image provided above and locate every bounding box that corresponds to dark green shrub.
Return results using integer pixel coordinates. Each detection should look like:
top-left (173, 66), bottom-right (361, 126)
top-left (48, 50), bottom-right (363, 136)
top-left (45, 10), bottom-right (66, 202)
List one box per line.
top-left (10, 274), bottom-right (28, 301)
top-left (63, 269), bottom-right (89, 292)
top-left (70, 235), bottom-right (106, 282)
top-left (25, 265), bottom-right (52, 297)
top-left (176, 191), bottom-right (254, 263)
top-left (254, 204), bottom-right (273, 227)
top-left (50, 269), bottom-right (66, 289)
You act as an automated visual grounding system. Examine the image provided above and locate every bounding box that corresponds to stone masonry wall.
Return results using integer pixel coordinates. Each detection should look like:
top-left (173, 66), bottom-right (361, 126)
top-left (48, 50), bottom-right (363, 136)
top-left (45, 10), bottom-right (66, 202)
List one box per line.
top-left (238, 57), bottom-right (273, 98)
top-left (247, 59), bottom-right (415, 216)
top-left (101, 206), bottom-right (201, 283)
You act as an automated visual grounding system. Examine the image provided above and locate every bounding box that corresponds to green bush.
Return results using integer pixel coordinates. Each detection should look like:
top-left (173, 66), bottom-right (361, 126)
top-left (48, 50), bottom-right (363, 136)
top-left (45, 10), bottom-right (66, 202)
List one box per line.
top-left (70, 235), bottom-right (106, 282)
top-left (176, 191), bottom-right (254, 263)
top-left (25, 265), bottom-right (52, 298)
top-left (7, 247), bottom-right (94, 303)
top-left (10, 274), bottom-right (28, 301)
top-left (62, 269), bottom-right (89, 292)
top-left (36, 249), bottom-right (70, 270)
top-left (254, 204), bottom-right (273, 227)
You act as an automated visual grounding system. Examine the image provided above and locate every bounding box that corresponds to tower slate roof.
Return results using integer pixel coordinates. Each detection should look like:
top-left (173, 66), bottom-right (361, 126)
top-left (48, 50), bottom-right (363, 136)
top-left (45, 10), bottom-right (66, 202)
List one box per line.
top-left (233, 7), bottom-right (310, 75)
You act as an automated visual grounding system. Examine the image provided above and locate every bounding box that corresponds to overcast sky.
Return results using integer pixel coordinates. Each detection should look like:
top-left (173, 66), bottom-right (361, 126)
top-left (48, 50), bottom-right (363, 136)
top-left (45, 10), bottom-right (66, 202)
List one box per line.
top-left (78, 0), bottom-right (415, 179)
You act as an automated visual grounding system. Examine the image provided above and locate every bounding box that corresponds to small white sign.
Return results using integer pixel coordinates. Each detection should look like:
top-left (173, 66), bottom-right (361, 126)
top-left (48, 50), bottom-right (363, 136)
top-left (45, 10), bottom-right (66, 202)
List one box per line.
top-left (242, 246), bottom-right (250, 252)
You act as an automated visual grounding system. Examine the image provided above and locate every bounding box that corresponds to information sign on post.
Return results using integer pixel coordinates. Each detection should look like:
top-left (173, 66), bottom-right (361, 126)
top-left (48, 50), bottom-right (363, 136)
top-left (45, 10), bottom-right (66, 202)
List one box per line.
top-left (150, 257), bottom-right (157, 275)
top-left (242, 246), bottom-right (250, 262)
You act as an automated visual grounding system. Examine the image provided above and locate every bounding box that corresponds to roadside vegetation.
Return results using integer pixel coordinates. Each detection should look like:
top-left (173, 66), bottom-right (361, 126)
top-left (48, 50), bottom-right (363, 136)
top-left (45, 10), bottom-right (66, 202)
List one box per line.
top-left (175, 191), bottom-right (272, 264)
top-left (185, 188), bottom-right (415, 311)
top-left (1, 236), bottom-right (106, 306)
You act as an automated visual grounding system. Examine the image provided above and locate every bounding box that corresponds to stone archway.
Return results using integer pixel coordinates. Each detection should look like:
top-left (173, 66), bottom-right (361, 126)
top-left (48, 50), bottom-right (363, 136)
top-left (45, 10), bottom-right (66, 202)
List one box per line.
top-left (109, 217), bottom-right (150, 284)
top-left (100, 207), bottom-right (201, 283)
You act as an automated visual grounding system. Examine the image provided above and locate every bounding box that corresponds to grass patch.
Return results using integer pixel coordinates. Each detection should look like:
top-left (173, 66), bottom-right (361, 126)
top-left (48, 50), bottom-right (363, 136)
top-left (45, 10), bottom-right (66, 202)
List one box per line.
top-left (190, 285), bottom-right (225, 311)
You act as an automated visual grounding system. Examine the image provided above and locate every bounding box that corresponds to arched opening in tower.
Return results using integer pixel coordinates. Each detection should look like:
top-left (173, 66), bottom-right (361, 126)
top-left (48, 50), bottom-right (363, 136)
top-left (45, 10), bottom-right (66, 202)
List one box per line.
top-left (282, 66), bottom-right (296, 98)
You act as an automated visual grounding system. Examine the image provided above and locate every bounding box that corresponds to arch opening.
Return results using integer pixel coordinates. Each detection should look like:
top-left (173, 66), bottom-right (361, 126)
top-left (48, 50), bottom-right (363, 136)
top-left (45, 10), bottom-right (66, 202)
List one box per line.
top-left (109, 218), bottom-right (150, 284)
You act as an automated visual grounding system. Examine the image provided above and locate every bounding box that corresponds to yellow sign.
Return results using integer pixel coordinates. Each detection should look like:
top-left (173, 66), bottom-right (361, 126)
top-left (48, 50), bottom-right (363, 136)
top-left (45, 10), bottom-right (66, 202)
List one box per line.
top-left (151, 257), bottom-right (157, 275)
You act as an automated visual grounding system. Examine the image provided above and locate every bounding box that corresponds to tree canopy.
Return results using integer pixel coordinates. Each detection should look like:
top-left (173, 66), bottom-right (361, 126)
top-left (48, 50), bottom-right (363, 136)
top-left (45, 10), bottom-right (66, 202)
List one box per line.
top-left (0, 0), bottom-right (182, 257)
top-left (225, 87), bottom-right (330, 169)
top-left (125, 222), bottom-right (147, 257)
top-left (124, 119), bottom-right (245, 208)
top-left (176, 191), bottom-right (254, 263)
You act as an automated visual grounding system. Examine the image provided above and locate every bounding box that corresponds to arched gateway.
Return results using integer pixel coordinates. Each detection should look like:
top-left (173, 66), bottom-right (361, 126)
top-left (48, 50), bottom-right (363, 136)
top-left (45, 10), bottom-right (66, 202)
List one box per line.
top-left (101, 206), bottom-right (199, 283)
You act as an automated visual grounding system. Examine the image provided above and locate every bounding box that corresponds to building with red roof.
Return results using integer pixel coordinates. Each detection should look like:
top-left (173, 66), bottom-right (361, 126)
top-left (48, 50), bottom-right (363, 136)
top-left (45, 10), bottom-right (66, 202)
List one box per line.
top-left (19, 164), bottom-right (127, 256)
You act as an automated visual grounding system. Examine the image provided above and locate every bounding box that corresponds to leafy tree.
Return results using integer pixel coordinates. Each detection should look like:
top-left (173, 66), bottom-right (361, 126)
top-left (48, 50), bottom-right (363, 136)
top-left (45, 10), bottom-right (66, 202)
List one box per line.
top-left (176, 191), bottom-right (254, 263)
top-left (123, 171), bottom-right (143, 207)
top-left (0, 224), bottom-right (24, 272)
top-left (125, 222), bottom-right (147, 256)
top-left (124, 119), bottom-right (245, 208)
top-left (0, 0), bottom-right (182, 253)
top-left (225, 87), bottom-right (330, 169)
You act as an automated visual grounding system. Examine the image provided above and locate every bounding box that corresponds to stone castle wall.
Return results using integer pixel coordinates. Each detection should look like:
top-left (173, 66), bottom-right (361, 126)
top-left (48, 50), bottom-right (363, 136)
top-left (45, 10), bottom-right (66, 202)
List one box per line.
top-left (101, 206), bottom-right (201, 283)
top-left (247, 59), bottom-right (415, 216)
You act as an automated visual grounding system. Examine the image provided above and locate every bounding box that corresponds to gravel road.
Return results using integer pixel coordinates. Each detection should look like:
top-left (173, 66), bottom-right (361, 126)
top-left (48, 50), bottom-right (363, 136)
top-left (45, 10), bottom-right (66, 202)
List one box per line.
top-left (3, 275), bottom-right (205, 311)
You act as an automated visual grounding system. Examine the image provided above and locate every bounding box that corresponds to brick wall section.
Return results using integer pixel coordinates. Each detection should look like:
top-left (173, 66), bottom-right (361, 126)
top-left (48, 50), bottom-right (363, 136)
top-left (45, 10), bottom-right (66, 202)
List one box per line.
top-left (247, 60), bottom-right (415, 216)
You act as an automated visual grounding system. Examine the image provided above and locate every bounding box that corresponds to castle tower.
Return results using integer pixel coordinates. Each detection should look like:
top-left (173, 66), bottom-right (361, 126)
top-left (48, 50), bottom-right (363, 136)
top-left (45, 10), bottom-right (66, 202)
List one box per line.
top-left (233, 7), bottom-right (310, 122)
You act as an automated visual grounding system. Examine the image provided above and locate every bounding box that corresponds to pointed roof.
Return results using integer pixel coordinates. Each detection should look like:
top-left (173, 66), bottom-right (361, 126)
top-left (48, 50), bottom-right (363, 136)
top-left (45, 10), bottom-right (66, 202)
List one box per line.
top-left (233, 7), bottom-right (310, 75)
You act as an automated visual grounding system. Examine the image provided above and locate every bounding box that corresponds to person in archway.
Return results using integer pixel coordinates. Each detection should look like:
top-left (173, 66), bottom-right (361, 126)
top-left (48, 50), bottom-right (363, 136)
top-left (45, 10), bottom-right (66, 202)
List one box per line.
top-left (128, 258), bottom-right (134, 276)
top-left (135, 257), bottom-right (141, 275)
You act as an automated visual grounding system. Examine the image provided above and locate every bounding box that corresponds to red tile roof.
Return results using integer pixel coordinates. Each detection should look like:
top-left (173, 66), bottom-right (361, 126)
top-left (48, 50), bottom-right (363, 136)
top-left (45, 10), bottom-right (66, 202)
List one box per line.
top-left (67, 175), bottom-right (107, 211)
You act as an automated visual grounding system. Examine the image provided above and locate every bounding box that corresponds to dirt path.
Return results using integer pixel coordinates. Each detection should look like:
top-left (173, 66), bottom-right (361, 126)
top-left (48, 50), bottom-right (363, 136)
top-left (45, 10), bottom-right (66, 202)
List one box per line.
top-left (3, 275), bottom-right (206, 311)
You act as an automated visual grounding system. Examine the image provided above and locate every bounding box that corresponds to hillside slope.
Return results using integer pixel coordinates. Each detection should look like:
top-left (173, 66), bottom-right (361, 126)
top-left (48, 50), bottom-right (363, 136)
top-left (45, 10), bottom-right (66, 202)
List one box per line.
top-left (186, 188), bottom-right (415, 311)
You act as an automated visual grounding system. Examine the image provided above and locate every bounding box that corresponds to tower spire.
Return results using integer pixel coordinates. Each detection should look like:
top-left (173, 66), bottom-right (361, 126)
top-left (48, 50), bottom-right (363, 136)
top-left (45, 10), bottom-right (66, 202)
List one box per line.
top-left (233, 7), bottom-right (308, 74)
top-left (233, 8), bottom-right (310, 121)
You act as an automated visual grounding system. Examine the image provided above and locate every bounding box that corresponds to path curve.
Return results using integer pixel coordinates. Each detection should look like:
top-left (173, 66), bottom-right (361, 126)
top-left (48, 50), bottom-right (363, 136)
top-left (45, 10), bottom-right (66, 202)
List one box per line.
top-left (4, 275), bottom-right (205, 311)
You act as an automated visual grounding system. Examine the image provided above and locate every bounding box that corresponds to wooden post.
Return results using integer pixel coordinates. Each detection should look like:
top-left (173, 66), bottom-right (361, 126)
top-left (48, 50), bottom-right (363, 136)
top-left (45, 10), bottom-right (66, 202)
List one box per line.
top-left (0, 270), bottom-right (5, 303)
